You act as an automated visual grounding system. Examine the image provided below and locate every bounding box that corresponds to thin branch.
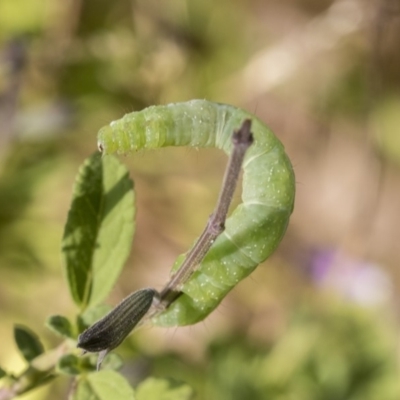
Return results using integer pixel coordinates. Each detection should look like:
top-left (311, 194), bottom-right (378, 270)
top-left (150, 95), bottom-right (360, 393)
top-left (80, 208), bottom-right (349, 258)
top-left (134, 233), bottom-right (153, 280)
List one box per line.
top-left (157, 119), bottom-right (254, 309)
top-left (0, 342), bottom-right (72, 400)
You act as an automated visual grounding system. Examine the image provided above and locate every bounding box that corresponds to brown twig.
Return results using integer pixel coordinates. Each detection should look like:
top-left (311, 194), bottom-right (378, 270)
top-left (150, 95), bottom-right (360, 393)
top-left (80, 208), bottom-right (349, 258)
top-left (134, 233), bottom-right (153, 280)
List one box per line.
top-left (156, 119), bottom-right (254, 309)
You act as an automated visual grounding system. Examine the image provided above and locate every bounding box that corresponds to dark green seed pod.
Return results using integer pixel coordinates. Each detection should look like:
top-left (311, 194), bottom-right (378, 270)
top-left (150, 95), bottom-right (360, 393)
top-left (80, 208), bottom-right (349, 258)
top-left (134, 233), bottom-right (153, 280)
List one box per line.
top-left (77, 288), bottom-right (156, 353)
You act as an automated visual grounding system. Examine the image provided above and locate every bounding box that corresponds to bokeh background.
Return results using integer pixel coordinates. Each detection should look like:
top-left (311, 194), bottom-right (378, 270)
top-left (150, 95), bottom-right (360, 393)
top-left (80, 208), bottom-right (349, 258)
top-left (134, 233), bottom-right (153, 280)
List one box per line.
top-left (1, 0), bottom-right (400, 399)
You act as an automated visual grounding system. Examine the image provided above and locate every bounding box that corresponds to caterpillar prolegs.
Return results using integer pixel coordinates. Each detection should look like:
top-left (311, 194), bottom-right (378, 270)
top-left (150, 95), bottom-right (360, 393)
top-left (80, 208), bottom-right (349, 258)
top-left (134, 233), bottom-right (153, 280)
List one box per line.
top-left (97, 100), bottom-right (295, 326)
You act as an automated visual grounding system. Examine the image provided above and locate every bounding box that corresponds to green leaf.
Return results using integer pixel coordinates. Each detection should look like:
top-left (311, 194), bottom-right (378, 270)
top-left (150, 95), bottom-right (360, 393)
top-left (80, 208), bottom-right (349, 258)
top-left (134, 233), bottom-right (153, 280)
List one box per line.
top-left (136, 378), bottom-right (194, 400)
top-left (58, 354), bottom-right (82, 375)
top-left (62, 153), bottom-right (135, 309)
top-left (58, 352), bottom-right (123, 375)
top-left (13, 325), bottom-right (45, 362)
top-left (100, 353), bottom-right (123, 371)
top-left (58, 353), bottom-right (100, 375)
top-left (46, 315), bottom-right (75, 339)
top-left (0, 366), bottom-right (7, 379)
top-left (73, 370), bottom-right (135, 400)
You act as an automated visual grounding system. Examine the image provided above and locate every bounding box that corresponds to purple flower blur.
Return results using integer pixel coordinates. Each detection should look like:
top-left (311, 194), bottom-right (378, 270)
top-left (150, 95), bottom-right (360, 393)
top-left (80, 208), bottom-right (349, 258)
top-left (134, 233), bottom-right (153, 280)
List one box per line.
top-left (310, 248), bottom-right (392, 306)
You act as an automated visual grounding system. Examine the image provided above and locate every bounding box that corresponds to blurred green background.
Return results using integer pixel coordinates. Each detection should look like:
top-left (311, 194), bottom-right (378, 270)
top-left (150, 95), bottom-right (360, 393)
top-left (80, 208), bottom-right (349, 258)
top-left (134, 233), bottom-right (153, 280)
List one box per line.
top-left (1, 0), bottom-right (400, 399)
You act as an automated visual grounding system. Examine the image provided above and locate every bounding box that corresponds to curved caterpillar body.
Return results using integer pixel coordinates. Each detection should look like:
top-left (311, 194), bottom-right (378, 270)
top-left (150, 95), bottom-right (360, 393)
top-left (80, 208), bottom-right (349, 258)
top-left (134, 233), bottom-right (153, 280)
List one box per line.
top-left (98, 100), bottom-right (295, 327)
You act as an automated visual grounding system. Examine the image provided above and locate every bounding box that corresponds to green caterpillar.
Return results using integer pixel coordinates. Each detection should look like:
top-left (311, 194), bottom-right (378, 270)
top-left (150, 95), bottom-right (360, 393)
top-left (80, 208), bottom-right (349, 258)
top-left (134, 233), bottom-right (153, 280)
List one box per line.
top-left (98, 100), bottom-right (295, 327)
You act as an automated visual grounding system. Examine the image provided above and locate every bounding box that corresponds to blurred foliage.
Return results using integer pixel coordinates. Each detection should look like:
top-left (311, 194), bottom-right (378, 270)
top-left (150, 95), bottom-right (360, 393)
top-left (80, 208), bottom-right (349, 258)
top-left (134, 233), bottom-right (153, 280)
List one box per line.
top-left (141, 302), bottom-right (400, 400)
top-left (372, 96), bottom-right (400, 164)
top-left (1, 0), bottom-right (400, 399)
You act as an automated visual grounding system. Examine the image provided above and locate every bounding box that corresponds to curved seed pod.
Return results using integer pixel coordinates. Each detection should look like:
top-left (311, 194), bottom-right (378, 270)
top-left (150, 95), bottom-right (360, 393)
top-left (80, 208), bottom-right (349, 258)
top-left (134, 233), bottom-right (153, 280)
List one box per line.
top-left (77, 288), bottom-right (156, 353)
top-left (98, 100), bottom-right (295, 326)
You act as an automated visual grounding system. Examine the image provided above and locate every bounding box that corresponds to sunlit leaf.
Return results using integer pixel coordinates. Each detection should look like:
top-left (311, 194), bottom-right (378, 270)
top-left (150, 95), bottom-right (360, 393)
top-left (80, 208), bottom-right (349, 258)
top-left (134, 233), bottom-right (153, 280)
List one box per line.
top-left (100, 353), bottom-right (123, 371)
top-left (136, 378), bottom-right (194, 400)
top-left (73, 370), bottom-right (135, 400)
top-left (62, 153), bottom-right (135, 309)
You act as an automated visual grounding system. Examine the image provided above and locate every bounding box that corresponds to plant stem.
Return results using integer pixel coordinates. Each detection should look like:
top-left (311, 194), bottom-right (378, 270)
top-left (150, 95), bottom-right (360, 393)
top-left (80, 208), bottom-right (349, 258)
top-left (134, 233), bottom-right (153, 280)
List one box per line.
top-left (0, 342), bottom-right (73, 400)
top-left (157, 119), bottom-right (254, 309)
